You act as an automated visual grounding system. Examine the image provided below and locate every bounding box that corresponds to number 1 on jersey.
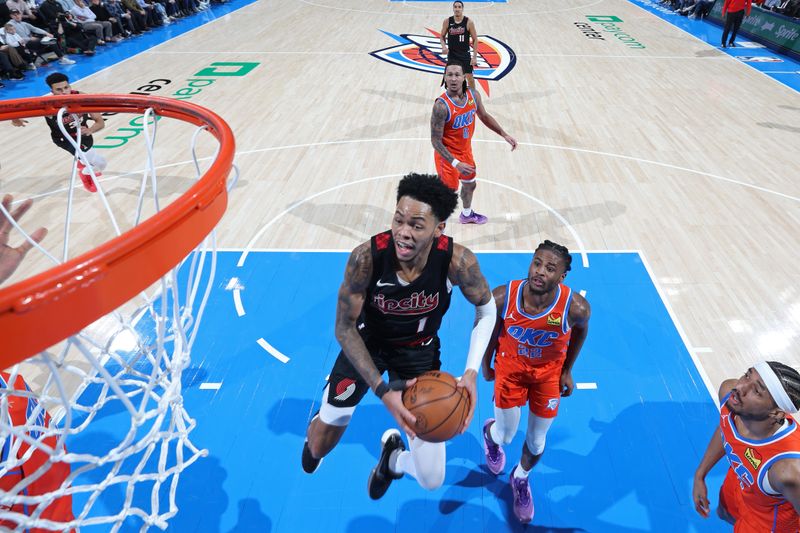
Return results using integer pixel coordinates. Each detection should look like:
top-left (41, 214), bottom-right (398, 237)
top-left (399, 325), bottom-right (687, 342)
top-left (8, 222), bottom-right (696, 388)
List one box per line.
top-left (417, 317), bottom-right (428, 333)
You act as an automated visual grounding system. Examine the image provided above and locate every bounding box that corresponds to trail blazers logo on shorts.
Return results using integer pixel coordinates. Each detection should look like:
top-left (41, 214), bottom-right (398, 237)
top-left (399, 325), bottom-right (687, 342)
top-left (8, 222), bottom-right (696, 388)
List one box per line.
top-left (369, 29), bottom-right (517, 94)
top-left (334, 378), bottom-right (357, 402)
top-left (744, 447), bottom-right (762, 469)
top-left (546, 313), bottom-right (562, 327)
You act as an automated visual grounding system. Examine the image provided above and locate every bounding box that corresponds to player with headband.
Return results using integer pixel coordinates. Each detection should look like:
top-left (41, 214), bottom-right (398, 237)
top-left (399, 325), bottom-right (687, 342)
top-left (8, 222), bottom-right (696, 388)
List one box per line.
top-left (693, 361), bottom-right (800, 532)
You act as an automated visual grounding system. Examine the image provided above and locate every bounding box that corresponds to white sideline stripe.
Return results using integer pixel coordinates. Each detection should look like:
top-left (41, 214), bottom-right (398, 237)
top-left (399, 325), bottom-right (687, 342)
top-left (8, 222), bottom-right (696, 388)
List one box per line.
top-left (258, 338), bottom-right (290, 363)
top-left (199, 382), bottom-right (222, 390)
top-left (637, 251), bottom-right (717, 403)
top-left (694, 347), bottom-right (714, 353)
top-left (576, 382), bottom-right (597, 390)
top-left (233, 289), bottom-right (245, 317)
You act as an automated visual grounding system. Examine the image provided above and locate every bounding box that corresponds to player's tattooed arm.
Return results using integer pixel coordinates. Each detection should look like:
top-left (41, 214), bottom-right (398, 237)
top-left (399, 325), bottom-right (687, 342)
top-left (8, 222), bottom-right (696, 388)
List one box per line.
top-left (334, 242), bottom-right (382, 391)
top-left (431, 99), bottom-right (456, 163)
top-left (449, 244), bottom-right (492, 306)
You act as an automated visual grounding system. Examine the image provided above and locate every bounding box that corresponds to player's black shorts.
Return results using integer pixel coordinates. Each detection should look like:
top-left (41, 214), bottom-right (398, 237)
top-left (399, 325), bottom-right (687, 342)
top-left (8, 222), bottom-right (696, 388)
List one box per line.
top-left (448, 55), bottom-right (473, 74)
top-left (325, 331), bottom-right (442, 408)
top-left (52, 136), bottom-right (93, 155)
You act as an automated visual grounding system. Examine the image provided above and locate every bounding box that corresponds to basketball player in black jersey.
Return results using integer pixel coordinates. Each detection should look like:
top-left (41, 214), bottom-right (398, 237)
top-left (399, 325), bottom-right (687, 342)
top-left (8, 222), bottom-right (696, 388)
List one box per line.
top-left (302, 173), bottom-right (497, 500)
top-left (11, 73), bottom-right (107, 193)
top-left (440, 0), bottom-right (478, 89)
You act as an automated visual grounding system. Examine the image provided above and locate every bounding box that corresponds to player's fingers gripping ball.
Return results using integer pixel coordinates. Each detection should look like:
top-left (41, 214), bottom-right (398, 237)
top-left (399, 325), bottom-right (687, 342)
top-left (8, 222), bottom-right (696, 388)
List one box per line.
top-left (402, 371), bottom-right (471, 442)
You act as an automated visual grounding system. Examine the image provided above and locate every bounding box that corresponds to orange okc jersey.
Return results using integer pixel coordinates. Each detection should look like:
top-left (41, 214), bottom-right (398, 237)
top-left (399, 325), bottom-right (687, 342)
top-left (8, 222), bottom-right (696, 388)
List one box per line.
top-left (1, 372), bottom-right (74, 532)
top-left (437, 89), bottom-right (477, 159)
top-left (719, 397), bottom-right (800, 532)
top-left (496, 280), bottom-right (573, 364)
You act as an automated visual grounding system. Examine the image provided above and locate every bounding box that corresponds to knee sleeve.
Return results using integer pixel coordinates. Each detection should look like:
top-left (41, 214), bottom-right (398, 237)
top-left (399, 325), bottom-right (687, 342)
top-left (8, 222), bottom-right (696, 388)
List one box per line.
top-left (525, 414), bottom-right (555, 456)
top-left (408, 437), bottom-right (445, 491)
top-left (85, 149), bottom-right (107, 171)
top-left (491, 406), bottom-right (520, 445)
top-left (318, 385), bottom-right (354, 427)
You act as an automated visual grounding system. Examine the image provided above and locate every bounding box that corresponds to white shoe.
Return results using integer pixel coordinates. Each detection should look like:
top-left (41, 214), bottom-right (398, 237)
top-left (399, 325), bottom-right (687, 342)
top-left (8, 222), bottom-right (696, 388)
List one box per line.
top-left (59, 57), bottom-right (76, 65)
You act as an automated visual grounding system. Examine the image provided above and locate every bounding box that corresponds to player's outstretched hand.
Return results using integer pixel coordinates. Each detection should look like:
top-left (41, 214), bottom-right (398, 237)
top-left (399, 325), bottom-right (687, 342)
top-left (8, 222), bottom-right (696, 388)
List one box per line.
top-left (11, 119), bottom-right (29, 128)
top-left (692, 476), bottom-right (710, 518)
top-left (0, 195), bottom-right (47, 285)
top-left (381, 378), bottom-right (417, 438)
top-left (560, 369), bottom-right (574, 397)
top-left (504, 135), bottom-right (518, 151)
top-left (455, 161), bottom-right (476, 176)
top-left (456, 369), bottom-right (478, 433)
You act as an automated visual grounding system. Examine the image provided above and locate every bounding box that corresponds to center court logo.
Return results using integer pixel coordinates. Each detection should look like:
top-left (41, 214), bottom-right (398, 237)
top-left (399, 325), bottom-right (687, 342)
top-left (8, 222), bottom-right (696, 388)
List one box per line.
top-left (369, 29), bottom-right (516, 94)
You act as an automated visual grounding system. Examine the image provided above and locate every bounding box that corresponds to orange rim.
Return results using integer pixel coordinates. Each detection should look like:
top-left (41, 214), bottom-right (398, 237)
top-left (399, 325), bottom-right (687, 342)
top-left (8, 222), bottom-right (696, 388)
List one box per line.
top-left (0, 95), bottom-right (233, 366)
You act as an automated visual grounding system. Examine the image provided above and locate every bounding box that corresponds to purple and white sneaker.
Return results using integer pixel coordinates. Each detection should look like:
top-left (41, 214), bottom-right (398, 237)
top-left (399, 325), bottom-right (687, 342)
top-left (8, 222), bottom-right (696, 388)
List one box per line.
top-left (509, 465), bottom-right (534, 524)
top-left (459, 211), bottom-right (488, 224)
top-left (483, 418), bottom-right (505, 475)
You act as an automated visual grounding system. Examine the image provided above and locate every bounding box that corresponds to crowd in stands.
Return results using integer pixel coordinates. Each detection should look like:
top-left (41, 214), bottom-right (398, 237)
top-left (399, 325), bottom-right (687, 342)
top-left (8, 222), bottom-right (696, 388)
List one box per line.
top-left (661, 0), bottom-right (800, 17)
top-left (0, 0), bottom-right (226, 89)
top-left (758, 0), bottom-right (800, 17)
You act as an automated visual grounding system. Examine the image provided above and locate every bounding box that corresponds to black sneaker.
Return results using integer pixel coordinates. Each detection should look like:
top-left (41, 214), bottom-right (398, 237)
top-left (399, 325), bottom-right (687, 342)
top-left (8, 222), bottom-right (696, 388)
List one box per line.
top-left (367, 429), bottom-right (405, 500)
top-left (301, 413), bottom-right (323, 474)
top-left (302, 440), bottom-right (322, 474)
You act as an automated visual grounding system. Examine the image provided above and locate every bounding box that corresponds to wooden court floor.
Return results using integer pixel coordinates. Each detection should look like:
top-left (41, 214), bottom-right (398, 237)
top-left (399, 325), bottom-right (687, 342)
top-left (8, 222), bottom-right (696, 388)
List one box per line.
top-left (2, 0), bottom-right (799, 410)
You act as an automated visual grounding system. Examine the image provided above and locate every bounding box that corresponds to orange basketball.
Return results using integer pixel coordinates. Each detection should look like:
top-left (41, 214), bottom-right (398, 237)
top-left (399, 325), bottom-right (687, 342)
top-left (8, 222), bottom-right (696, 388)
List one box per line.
top-left (402, 370), bottom-right (471, 443)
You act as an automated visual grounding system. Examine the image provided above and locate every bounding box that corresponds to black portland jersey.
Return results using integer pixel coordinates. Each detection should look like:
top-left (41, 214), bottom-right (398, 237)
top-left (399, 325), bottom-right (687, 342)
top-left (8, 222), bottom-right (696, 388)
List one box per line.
top-left (45, 90), bottom-right (94, 148)
top-left (362, 230), bottom-right (453, 344)
top-left (446, 16), bottom-right (471, 60)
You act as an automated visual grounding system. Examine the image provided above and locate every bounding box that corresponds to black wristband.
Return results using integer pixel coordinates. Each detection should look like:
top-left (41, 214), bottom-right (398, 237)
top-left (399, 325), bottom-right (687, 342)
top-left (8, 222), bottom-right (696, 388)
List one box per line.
top-left (374, 381), bottom-right (389, 399)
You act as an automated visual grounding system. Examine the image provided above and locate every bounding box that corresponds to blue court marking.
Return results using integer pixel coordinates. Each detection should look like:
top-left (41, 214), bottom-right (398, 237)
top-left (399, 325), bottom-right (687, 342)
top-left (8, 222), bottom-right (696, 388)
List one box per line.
top-left (69, 250), bottom-right (732, 531)
top-left (626, 0), bottom-right (800, 92)
top-left (0, 0), bottom-right (257, 100)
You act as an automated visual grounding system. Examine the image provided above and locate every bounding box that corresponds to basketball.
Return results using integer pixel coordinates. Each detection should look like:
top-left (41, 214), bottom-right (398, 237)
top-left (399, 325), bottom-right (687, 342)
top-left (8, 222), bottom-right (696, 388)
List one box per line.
top-left (402, 370), bottom-right (471, 443)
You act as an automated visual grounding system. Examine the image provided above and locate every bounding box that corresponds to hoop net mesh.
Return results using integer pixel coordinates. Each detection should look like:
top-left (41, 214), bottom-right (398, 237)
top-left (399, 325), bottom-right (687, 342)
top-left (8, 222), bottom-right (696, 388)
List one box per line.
top-left (0, 99), bottom-right (235, 531)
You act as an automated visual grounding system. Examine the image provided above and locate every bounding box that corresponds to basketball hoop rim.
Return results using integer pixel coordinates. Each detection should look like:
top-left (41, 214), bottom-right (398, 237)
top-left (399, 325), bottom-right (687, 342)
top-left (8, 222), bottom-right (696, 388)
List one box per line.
top-left (0, 94), bottom-right (234, 366)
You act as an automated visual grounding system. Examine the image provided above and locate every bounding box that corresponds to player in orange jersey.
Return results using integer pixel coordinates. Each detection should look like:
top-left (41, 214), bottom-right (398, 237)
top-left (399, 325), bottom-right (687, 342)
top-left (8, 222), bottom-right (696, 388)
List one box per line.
top-left (693, 362), bottom-right (800, 532)
top-left (480, 240), bottom-right (591, 524)
top-left (1, 372), bottom-right (74, 532)
top-left (431, 61), bottom-right (516, 225)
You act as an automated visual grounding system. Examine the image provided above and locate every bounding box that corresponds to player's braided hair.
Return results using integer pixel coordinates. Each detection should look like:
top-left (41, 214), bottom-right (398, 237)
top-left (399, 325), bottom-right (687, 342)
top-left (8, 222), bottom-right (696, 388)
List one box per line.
top-left (535, 240), bottom-right (572, 272)
top-left (767, 361), bottom-right (800, 411)
top-left (397, 173), bottom-right (458, 222)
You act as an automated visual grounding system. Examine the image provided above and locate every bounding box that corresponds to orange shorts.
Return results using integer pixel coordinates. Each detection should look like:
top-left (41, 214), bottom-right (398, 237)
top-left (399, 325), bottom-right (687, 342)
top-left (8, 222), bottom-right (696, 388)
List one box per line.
top-left (493, 355), bottom-right (564, 418)
top-left (720, 468), bottom-right (800, 533)
top-left (434, 151), bottom-right (476, 190)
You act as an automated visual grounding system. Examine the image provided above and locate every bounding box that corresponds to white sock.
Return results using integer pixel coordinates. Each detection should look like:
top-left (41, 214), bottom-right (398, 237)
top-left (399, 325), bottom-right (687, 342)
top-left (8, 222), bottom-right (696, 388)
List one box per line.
top-left (489, 422), bottom-right (503, 445)
top-left (394, 449), bottom-right (414, 477)
top-left (514, 463), bottom-right (531, 479)
top-left (461, 208), bottom-right (472, 217)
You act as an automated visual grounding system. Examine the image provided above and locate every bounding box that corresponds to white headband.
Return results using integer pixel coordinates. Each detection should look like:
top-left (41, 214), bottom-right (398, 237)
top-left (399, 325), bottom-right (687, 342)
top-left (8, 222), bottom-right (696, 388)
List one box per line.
top-left (754, 361), bottom-right (799, 415)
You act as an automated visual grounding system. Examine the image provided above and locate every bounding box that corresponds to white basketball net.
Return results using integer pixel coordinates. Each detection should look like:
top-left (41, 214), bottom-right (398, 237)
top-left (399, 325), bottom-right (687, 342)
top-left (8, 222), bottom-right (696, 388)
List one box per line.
top-left (0, 107), bottom-right (237, 531)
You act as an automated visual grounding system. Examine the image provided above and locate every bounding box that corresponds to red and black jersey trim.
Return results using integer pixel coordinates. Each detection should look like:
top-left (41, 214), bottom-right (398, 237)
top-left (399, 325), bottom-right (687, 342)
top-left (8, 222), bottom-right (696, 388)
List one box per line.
top-left (373, 230), bottom-right (392, 251)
